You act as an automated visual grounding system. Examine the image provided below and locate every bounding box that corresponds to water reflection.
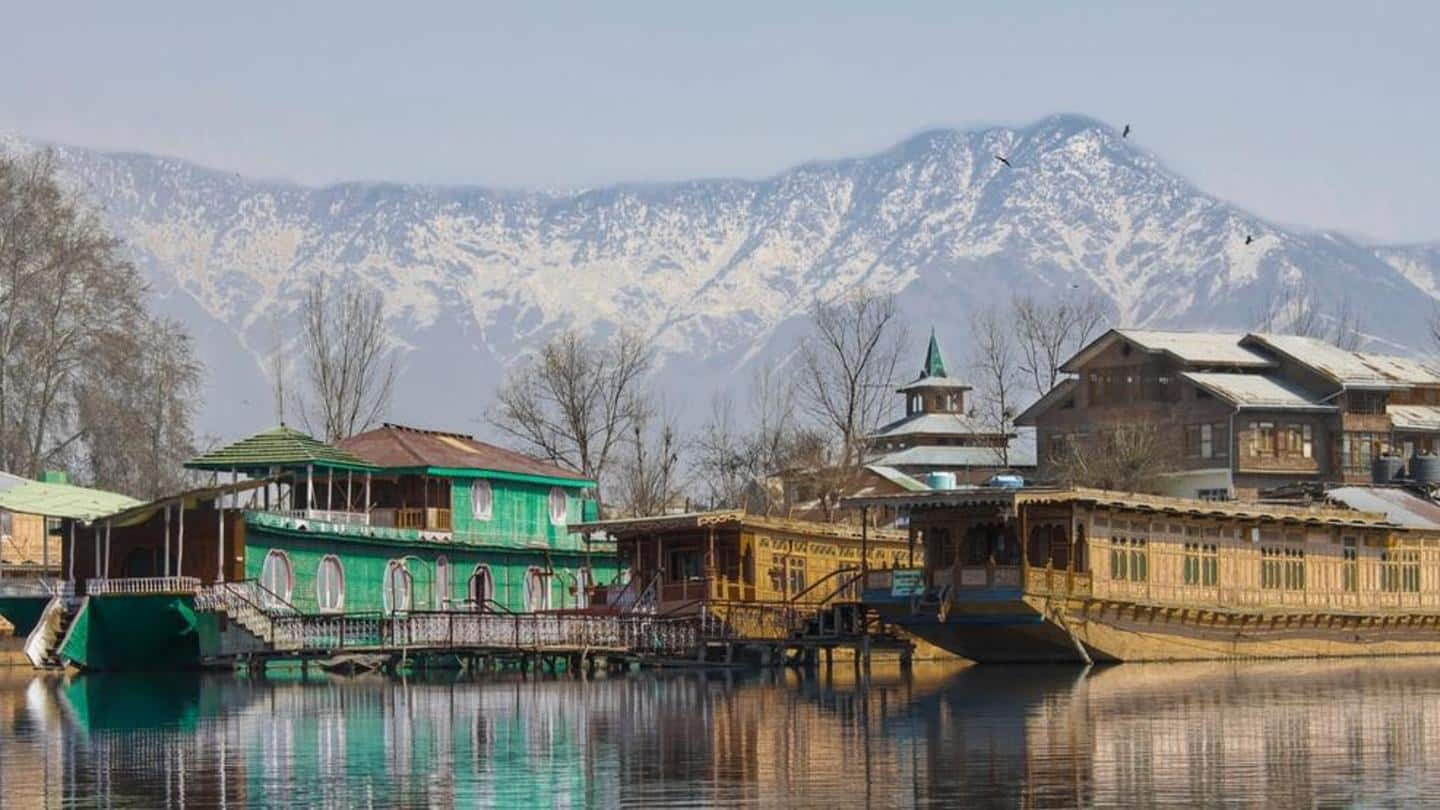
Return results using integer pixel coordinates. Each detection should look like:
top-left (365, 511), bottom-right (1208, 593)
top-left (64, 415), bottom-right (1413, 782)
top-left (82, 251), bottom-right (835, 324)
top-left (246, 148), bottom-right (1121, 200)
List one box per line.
top-left (3, 659), bottom-right (1440, 808)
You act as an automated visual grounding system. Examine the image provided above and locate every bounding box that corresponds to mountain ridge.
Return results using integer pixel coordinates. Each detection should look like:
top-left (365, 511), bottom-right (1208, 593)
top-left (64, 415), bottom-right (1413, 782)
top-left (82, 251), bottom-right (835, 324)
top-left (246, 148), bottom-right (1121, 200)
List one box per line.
top-left (3, 116), bottom-right (1436, 440)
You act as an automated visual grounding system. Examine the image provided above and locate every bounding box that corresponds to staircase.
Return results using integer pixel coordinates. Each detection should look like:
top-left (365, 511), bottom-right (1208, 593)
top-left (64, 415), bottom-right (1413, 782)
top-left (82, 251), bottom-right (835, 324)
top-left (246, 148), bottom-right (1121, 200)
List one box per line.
top-left (790, 602), bottom-right (904, 646)
top-left (194, 581), bottom-right (301, 656)
top-left (24, 594), bottom-right (78, 669)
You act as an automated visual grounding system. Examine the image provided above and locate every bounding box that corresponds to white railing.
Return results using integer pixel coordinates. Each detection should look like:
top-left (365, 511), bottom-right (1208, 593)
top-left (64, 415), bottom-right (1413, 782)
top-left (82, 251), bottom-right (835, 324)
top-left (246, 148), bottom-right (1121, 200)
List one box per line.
top-left (270, 508), bottom-right (371, 526)
top-left (86, 576), bottom-right (202, 596)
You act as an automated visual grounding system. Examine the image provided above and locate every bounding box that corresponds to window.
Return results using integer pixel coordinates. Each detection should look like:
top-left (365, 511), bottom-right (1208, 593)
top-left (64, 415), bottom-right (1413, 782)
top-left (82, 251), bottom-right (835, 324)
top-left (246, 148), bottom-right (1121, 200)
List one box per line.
top-left (316, 555), bottom-right (344, 613)
top-left (1197, 488), bottom-right (1230, 502)
top-left (1200, 424), bottom-right (1213, 458)
top-left (1261, 547), bottom-right (1305, 590)
top-left (524, 567), bottom-right (551, 611)
top-left (260, 550), bottom-right (294, 604)
top-left (1183, 543), bottom-right (1219, 586)
top-left (383, 559), bottom-right (413, 614)
top-left (468, 565), bottom-right (494, 609)
top-left (548, 487), bottom-right (568, 525)
top-left (470, 480), bottom-right (493, 521)
top-left (787, 557), bottom-right (808, 596)
top-left (1381, 550), bottom-right (1421, 593)
top-left (1109, 537), bottom-right (1147, 582)
top-left (436, 556), bottom-right (451, 609)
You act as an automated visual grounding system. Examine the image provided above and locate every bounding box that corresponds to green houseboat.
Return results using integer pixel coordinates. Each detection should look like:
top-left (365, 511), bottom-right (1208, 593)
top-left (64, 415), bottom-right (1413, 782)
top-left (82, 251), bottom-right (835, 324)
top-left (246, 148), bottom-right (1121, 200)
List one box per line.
top-left (193, 423), bottom-right (616, 615)
top-left (34, 423), bottom-right (619, 671)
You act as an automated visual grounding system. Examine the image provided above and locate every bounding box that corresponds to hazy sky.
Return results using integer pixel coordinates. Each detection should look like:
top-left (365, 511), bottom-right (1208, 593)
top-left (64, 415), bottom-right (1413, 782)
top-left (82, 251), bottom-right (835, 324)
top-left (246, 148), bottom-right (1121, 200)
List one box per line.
top-left (6, 1), bottom-right (1436, 242)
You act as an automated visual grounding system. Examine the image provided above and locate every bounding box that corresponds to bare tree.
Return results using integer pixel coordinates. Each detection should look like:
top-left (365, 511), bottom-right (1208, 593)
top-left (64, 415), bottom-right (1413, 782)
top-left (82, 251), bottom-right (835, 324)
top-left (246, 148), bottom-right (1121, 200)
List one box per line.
top-left (0, 149), bottom-right (204, 495)
top-left (969, 305), bottom-right (1023, 466)
top-left (1254, 278), bottom-right (1364, 350)
top-left (1047, 422), bottom-right (1179, 493)
top-left (797, 289), bottom-right (908, 471)
top-left (490, 329), bottom-right (652, 503)
top-left (612, 405), bottom-right (684, 518)
top-left (296, 276), bottom-right (397, 442)
top-left (692, 366), bottom-right (800, 511)
top-left (1013, 292), bottom-right (1107, 397)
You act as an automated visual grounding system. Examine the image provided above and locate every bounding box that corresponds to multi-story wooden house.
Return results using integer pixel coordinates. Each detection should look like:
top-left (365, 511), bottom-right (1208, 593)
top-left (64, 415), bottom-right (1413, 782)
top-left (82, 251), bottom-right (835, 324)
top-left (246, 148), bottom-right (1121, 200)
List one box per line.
top-left (1018, 329), bottom-right (1440, 499)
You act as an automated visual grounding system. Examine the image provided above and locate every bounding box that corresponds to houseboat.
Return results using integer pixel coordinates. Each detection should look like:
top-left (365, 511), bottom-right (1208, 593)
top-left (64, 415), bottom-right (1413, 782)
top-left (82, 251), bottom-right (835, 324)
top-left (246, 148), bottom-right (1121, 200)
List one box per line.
top-left (33, 423), bottom-right (621, 670)
top-left (852, 485), bottom-right (1440, 663)
top-left (571, 510), bottom-right (914, 640)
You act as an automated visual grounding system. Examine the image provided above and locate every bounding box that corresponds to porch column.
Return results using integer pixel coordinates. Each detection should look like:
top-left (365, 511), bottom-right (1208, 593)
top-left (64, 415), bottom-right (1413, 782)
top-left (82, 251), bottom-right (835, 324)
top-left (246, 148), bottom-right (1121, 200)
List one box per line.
top-left (164, 504), bottom-right (172, 576)
top-left (1019, 503), bottom-right (1029, 573)
top-left (230, 467), bottom-right (238, 509)
top-left (42, 514), bottom-right (49, 573)
top-left (346, 470), bottom-right (353, 513)
top-left (860, 506), bottom-right (870, 578)
top-left (907, 524), bottom-right (917, 569)
top-left (306, 464), bottom-right (315, 514)
top-left (104, 521), bottom-right (112, 578)
top-left (93, 526), bottom-right (100, 581)
top-left (177, 498), bottom-right (185, 577)
top-left (365, 472), bottom-right (372, 513)
top-left (327, 468), bottom-right (334, 511)
top-left (705, 526), bottom-right (716, 599)
top-left (67, 520), bottom-right (76, 583)
top-left (217, 493), bottom-right (226, 583)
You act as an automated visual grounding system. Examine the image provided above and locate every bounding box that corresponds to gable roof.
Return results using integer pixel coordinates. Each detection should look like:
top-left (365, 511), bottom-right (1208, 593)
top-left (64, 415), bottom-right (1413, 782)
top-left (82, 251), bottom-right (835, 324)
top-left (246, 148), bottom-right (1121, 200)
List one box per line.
top-left (1061, 329), bottom-right (1275, 373)
top-left (1015, 378), bottom-right (1077, 427)
top-left (186, 425), bottom-right (376, 473)
top-left (869, 412), bottom-right (997, 440)
top-left (1180, 372), bottom-right (1334, 411)
top-left (337, 423), bottom-right (591, 484)
top-left (1389, 405), bottom-right (1440, 433)
top-left (1244, 334), bottom-right (1440, 389)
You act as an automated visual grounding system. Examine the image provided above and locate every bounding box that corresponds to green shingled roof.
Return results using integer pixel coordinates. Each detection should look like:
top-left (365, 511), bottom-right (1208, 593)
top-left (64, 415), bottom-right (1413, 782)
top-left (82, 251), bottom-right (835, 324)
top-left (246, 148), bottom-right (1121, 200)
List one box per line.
top-left (185, 425), bottom-right (377, 473)
top-left (0, 475), bottom-right (140, 522)
top-left (922, 329), bottom-right (947, 378)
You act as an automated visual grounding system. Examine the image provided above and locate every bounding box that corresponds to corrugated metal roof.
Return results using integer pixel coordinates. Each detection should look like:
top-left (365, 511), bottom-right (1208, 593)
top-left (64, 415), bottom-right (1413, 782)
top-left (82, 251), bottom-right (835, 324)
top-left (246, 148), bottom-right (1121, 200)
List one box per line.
top-left (1325, 487), bottom-right (1440, 531)
top-left (1389, 405), bottom-right (1440, 433)
top-left (1180, 372), bottom-right (1333, 410)
top-left (871, 434), bottom-right (1038, 470)
top-left (869, 412), bottom-right (995, 439)
top-left (338, 423), bottom-right (590, 482)
top-left (187, 426), bottom-right (376, 472)
top-left (1063, 329), bottom-right (1276, 373)
top-left (102, 479), bottom-right (275, 527)
top-left (864, 465), bottom-right (931, 492)
top-left (1247, 334), bottom-right (1440, 388)
top-left (0, 478), bottom-right (140, 522)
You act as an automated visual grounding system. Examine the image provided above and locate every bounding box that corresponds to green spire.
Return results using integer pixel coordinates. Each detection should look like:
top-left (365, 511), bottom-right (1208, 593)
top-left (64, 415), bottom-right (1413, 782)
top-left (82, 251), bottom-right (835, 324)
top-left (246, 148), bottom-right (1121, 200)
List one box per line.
top-left (922, 329), bottom-right (947, 378)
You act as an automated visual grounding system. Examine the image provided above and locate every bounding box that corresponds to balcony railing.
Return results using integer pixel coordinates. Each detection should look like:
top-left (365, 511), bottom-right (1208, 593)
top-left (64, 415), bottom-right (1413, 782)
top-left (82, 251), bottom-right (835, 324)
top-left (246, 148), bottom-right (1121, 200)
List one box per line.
top-left (375, 507), bottom-right (452, 532)
top-left (271, 508), bottom-right (371, 526)
top-left (87, 576), bottom-right (202, 596)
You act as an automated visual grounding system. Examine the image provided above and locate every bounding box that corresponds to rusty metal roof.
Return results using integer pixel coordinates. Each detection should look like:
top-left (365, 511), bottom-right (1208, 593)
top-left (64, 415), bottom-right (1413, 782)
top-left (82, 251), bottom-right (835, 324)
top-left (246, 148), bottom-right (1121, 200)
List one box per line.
top-left (338, 423), bottom-right (591, 483)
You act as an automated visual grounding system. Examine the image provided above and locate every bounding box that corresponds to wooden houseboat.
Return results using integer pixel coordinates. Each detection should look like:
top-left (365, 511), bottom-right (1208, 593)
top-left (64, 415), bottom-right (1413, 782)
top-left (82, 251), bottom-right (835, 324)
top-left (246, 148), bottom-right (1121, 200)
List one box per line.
top-left (571, 510), bottom-right (913, 639)
top-left (851, 486), bottom-right (1440, 663)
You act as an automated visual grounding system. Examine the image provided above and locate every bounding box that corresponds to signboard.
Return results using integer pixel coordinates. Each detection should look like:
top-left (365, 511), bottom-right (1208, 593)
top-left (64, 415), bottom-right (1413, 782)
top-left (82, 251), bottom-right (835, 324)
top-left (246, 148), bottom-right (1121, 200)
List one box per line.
top-left (890, 568), bottom-right (925, 597)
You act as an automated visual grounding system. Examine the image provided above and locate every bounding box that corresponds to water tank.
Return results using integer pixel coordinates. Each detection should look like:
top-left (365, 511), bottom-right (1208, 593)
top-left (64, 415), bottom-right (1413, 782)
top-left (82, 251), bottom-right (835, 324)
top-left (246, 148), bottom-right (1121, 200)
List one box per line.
top-left (927, 471), bottom-right (958, 490)
top-left (1372, 455), bottom-right (1405, 485)
top-left (986, 473), bottom-right (1025, 489)
top-left (1411, 453), bottom-right (1440, 484)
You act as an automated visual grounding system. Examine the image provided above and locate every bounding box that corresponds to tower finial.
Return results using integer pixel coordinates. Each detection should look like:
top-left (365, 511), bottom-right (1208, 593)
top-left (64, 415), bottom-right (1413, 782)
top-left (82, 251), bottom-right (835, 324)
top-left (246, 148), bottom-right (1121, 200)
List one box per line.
top-left (922, 329), bottom-right (947, 378)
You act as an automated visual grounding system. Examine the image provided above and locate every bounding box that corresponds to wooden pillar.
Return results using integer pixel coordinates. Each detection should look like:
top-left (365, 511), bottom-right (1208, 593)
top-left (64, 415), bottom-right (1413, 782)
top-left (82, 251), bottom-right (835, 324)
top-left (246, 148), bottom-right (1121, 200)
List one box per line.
top-left (907, 524), bottom-right (917, 568)
top-left (92, 525), bottom-right (100, 581)
top-left (217, 493), bottom-right (226, 583)
top-left (327, 468), bottom-right (334, 511)
top-left (164, 504), bottom-right (172, 576)
top-left (104, 521), bottom-right (112, 578)
top-left (365, 472), bottom-right (372, 514)
top-left (67, 520), bottom-right (76, 583)
top-left (1018, 501), bottom-right (1029, 574)
top-left (860, 506), bottom-right (870, 578)
top-left (177, 498), bottom-right (186, 577)
top-left (306, 464), bottom-right (315, 514)
top-left (346, 470), bottom-right (353, 513)
top-left (705, 526), bottom-right (716, 597)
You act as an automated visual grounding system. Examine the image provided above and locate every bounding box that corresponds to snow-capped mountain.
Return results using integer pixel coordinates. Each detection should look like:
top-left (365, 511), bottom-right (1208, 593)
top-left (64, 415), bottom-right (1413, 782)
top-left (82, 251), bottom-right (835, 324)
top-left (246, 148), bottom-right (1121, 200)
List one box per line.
top-left (5, 114), bottom-right (1437, 438)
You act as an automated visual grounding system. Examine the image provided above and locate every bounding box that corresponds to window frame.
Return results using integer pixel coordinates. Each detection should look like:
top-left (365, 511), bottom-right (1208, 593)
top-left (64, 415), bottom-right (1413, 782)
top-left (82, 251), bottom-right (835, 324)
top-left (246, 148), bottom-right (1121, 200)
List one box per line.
top-left (315, 554), bottom-right (345, 613)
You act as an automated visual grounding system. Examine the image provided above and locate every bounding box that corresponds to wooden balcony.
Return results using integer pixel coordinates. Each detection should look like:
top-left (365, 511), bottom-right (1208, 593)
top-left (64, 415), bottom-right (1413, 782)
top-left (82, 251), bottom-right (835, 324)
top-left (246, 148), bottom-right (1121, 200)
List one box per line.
top-left (373, 507), bottom-right (452, 532)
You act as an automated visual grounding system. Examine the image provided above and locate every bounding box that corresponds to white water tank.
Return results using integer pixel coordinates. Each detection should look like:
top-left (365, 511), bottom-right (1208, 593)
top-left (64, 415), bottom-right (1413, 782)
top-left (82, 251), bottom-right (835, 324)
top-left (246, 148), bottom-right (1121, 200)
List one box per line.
top-left (927, 471), bottom-right (958, 490)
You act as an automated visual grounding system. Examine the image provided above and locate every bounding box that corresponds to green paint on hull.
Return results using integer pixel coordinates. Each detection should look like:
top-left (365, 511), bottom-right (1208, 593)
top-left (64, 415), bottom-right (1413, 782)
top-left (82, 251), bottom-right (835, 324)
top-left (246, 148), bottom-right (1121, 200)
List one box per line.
top-left (0, 596), bottom-right (49, 636)
top-left (61, 674), bottom-right (201, 730)
top-left (59, 595), bottom-right (202, 671)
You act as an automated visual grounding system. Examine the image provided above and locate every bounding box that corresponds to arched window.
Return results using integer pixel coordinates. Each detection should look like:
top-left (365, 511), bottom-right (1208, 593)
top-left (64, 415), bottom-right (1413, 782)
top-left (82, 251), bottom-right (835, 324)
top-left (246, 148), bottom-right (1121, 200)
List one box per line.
top-left (524, 566), bottom-right (550, 612)
top-left (436, 555), bottom-right (451, 610)
top-left (470, 480), bottom-right (493, 521)
top-left (316, 555), bottom-right (345, 613)
top-left (575, 567), bottom-right (594, 609)
top-left (468, 565), bottom-right (494, 610)
top-left (260, 550), bottom-right (294, 605)
top-left (382, 559), bottom-right (413, 614)
top-left (548, 487), bottom-right (568, 526)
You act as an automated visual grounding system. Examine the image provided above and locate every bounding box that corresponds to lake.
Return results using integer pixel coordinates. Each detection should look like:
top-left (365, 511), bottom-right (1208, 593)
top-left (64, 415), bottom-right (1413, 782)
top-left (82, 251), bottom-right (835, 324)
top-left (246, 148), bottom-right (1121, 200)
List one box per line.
top-left (3, 659), bottom-right (1440, 808)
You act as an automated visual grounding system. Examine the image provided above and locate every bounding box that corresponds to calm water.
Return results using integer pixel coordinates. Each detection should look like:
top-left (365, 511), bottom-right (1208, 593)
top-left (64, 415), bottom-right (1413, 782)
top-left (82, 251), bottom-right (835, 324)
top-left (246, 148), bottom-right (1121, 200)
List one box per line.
top-left (3, 659), bottom-right (1440, 808)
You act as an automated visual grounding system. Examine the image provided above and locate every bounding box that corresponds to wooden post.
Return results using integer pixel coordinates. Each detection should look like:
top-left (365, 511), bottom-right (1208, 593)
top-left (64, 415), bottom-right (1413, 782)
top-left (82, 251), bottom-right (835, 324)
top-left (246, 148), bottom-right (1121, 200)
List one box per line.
top-left (860, 506), bottom-right (870, 579)
top-left (705, 526), bottom-right (716, 599)
top-left (92, 525), bottom-right (100, 582)
top-left (346, 470), bottom-right (353, 513)
top-left (164, 505), bottom-right (172, 576)
top-left (67, 520), bottom-right (76, 583)
top-left (217, 493), bottom-right (226, 583)
top-left (907, 524), bottom-right (917, 569)
top-left (104, 521), bottom-right (112, 578)
top-left (1019, 502), bottom-right (1029, 581)
top-left (177, 498), bottom-right (186, 577)
top-left (306, 464), bottom-right (315, 515)
top-left (327, 468), bottom-right (334, 511)
top-left (365, 472), bottom-right (372, 516)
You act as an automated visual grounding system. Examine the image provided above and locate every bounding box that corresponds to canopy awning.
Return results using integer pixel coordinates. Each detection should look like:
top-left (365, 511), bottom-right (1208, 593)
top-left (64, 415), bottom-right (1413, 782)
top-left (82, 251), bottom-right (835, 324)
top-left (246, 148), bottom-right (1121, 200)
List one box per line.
top-left (186, 425), bottom-right (377, 474)
top-left (0, 476), bottom-right (140, 523)
top-left (99, 478), bottom-right (275, 528)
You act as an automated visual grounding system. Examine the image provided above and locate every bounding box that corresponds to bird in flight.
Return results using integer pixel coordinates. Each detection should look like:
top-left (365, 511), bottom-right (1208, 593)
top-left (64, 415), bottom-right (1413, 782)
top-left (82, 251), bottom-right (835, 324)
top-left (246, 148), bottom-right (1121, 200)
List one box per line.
top-left (1245, 235), bottom-right (1254, 245)
top-left (1122, 124), bottom-right (1131, 138)
top-left (994, 155), bottom-right (1012, 168)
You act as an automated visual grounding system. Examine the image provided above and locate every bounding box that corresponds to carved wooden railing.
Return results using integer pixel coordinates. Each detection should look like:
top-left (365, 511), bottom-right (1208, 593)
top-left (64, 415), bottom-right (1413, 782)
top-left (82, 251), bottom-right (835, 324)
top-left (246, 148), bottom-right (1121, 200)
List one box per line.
top-left (86, 577), bottom-right (202, 596)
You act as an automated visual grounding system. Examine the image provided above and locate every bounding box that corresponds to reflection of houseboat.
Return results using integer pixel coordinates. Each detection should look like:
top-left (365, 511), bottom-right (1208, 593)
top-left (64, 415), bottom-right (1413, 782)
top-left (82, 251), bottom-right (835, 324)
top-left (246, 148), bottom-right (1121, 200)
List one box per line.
top-left (572, 511), bottom-right (914, 638)
top-left (854, 486), bottom-right (1440, 662)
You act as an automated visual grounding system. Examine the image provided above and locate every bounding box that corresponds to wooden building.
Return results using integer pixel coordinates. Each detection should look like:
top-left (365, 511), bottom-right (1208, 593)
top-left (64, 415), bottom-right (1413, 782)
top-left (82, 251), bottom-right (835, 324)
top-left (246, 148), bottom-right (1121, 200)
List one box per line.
top-left (1019, 329), bottom-right (1440, 499)
top-left (853, 485), bottom-right (1440, 663)
top-left (571, 511), bottom-right (914, 622)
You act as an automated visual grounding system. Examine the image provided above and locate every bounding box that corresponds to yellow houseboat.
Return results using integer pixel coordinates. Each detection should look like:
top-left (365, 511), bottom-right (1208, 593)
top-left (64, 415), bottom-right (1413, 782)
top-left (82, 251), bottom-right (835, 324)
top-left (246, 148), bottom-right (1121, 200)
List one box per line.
top-left (851, 486), bottom-right (1440, 663)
